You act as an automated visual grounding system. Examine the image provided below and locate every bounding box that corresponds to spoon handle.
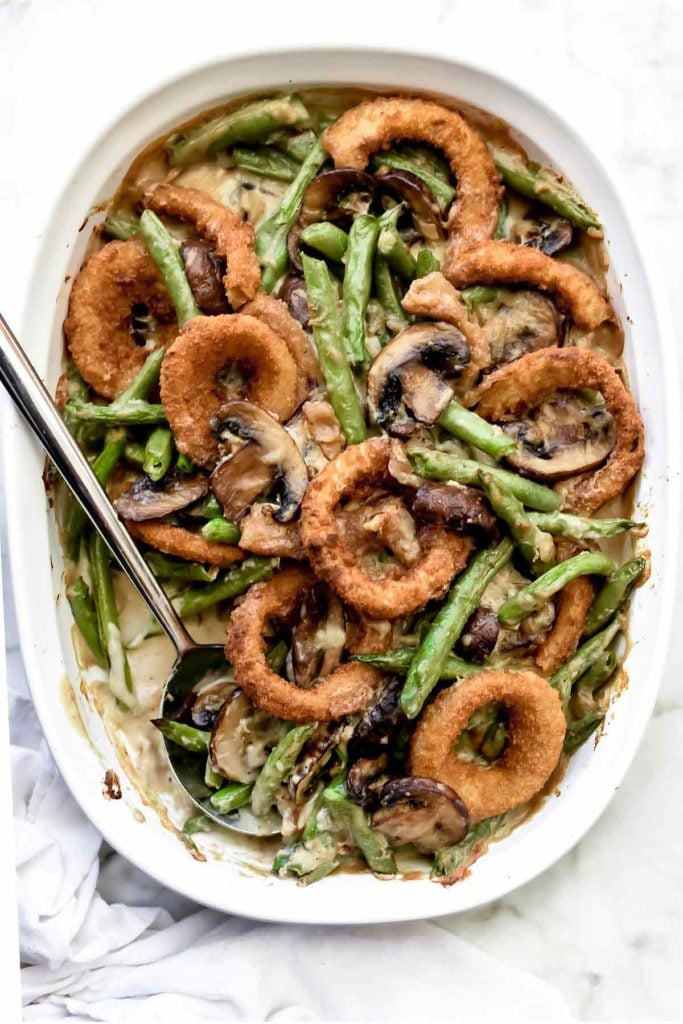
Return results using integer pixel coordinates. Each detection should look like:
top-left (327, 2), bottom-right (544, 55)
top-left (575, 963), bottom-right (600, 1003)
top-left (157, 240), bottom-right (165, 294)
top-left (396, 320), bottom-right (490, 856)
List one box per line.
top-left (0, 312), bottom-right (196, 655)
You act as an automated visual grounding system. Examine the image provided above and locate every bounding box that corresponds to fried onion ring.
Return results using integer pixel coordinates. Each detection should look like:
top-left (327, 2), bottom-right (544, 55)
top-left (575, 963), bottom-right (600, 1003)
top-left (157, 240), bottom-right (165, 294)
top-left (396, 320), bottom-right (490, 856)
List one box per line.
top-left (535, 576), bottom-right (594, 674)
top-left (127, 521), bottom-right (243, 567)
top-left (65, 239), bottom-right (177, 399)
top-left (322, 97), bottom-right (501, 251)
top-left (145, 182), bottom-right (261, 308)
top-left (240, 291), bottom-right (320, 404)
top-left (409, 670), bottom-right (566, 821)
top-left (225, 566), bottom-right (385, 722)
top-left (401, 272), bottom-right (491, 392)
top-left (300, 437), bottom-right (472, 619)
top-left (473, 347), bottom-right (644, 512)
top-left (160, 313), bottom-right (300, 468)
top-left (444, 240), bottom-right (613, 331)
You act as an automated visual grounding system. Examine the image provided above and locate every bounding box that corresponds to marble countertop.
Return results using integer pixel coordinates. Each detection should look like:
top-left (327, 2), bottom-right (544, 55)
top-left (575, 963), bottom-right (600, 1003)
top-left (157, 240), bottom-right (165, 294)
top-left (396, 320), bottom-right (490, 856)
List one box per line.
top-left (1, 0), bottom-right (682, 1018)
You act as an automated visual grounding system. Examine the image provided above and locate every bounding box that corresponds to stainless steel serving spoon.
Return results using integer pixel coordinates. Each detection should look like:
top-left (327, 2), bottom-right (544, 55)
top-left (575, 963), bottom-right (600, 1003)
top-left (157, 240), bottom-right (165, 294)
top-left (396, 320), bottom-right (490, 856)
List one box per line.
top-left (0, 313), bottom-right (279, 836)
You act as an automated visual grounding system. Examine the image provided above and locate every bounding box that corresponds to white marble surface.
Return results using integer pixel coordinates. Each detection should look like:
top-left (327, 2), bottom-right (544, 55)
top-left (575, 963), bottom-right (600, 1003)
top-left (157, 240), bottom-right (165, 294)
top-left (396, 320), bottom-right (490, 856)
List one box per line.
top-left (1, 0), bottom-right (682, 1019)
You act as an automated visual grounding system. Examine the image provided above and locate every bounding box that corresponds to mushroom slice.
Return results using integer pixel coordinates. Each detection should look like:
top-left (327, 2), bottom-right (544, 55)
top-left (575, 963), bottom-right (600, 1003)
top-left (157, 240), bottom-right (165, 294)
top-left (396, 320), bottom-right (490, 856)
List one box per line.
top-left (349, 676), bottom-right (405, 758)
top-left (457, 608), bottom-right (500, 663)
top-left (288, 168), bottom-right (377, 269)
top-left (347, 754), bottom-right (391, 809)
top-left (302, 399), bottom-right (343, 461)
top-left (209, 400), bottom-right (309, 522)
top-left (513, 214), bottom-right (573, 257)
top-left (286, 583), bottom-right (347, 688)
top-left (370, 777), bottom-right (470, 853)
top-left (277, 273), bottom-right (309, 329)
top-left (190, 679), bottom-right (234, 729)
top-left (362, 497), bottom-right (421, 567)
top-left (238, 504), bottom-right (305, 559)
top-left (210, 446), bottom-right (274, 519)
top-left (475, 290), bottom-right (562, 367)
top-left (114, 474), bottom-right (209, 522)
top-left (288, 722), bottom-right (346, 802)
top-left (180, 240), bottom-right (229, 315)
top-left (367, 322), bottom-right (470, 436)
top-left (412, 481), bottom-right (498, 538)
top-left (375, 167), bottom-right (446, 242)
top-left (209, 690), bottom-right (285, 784)
top-left (503, 390), bottom-right (617, 482)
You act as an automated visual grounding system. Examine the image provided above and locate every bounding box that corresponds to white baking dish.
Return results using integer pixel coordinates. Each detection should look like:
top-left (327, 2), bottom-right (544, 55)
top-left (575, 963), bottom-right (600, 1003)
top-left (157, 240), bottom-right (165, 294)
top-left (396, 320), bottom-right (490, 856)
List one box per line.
top-left (5, 48), bottom-right (679, 924)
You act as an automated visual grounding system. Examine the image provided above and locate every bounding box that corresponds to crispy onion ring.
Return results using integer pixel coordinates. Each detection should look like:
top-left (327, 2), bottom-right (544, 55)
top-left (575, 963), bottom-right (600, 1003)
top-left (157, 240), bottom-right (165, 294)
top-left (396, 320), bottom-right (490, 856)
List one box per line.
top-left (240, 292), bottom-right (320, 404)
top-left (225, 566), bottom-right (385, 722)
top-left (65, 239), bottom-right (177, 399)
top-left (401, 272), bottom-right (490, 391)
top-left (473, 347), bottom-right (644, 512)
top-left (160, 313), bottom-right (300, 468)
top-left (301, 437), bottom-right (472, 619)
top-left (409, 670), bottom-right (566, 821)
top-left (145, 183), bottom-right (260, 308)
top-left (322, 97), bottom-right (501, 250)
top-left (535, 576), bottom-right (593, 674)
top-left (127, 521), bottom-right (243, 567)
top-left (444, 240), bottom-right (613, 331)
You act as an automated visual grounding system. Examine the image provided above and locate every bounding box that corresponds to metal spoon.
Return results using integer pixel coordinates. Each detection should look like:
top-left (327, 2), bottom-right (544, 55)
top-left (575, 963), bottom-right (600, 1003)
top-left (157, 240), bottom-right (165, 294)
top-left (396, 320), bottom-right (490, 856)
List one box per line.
top-left (0, 312), bottom-right (279, 836)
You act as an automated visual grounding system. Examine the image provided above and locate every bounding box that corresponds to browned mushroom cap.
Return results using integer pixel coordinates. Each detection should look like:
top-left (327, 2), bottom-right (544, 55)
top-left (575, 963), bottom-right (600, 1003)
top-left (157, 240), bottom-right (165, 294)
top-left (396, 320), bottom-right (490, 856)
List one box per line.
top-left (348, 676), bottom-right (405, 758)
top-left (412, 481), bottom-right (498, 538)
top-left (514, 215), bottom-right (573, 257)
top-left (475, 290), bottom-right (563, 368)
top-left (288, 168), bottom-right (377, 269)
top-left (190, 679), bottom-right (234, 729)
top-left (114, 474), bottom-right (209, 522)
top-left (289, 722), bottom-right (347, 802)
top-left (209, 691), bottom-right (259, 783)
top-left (210, 447), bottom-right (274, 520)
top-left (238, 504), bottom-right (305, 560)
top-left (285, 583), bottom-right (346, 688)
top-left (375, 167), bottom-right (445, 242)
top-left (347, 754), bottom-right (391, 809)
top-left (370, 777), bottom-right (470, 853)
top-left (457, 609), bottom-right (500, 663)
top-left (180, 240), bottom-right (230, 315)
top-left (277, 273), bottom-right (310, 329)
top-left (209, 400), bottom-right (309, 522)
top-left (367, 322), bottom-right (470, 436)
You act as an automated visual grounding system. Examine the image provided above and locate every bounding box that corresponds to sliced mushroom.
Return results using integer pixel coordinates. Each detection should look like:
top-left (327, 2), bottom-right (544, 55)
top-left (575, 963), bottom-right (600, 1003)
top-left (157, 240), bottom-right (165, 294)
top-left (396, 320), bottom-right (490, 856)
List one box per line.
top-left (180, 240), bottom-right (229, 315)
top-left (502, 390), bottom-right (617, 481)
top-left (288, 722), bottom-right (346, 802)
top-left (349, 676), bottom-right (405, 758)
top-left (347, 754), bottom-right (391, 809)
top-left (375, 167), bottom-right (445, 242)
top-left (209, 690), bottom-right (285, 784)
top-left (370, 777), bottom-right (470, 853)
top-left (287, 168), bottom-right (377, 269)
top-left (285, 583), bottom-right (346, 688)
top-left (362, 497), bottom-right (421, 567)
top-left (476, 290), bottom-right (562, 367)
top-left (367, 322), bottom-right (470, 436)
top-left (238, 503), bottom-right (305, 559)
top-left (457, 608), bottom-right (500, 663)
top-left (513, 215), bottom-right (573, 257)
top-left (209, 400), bottom-right (309, 521)
top-left (302, 399), bottom-right (343, 461)
top-left (190, 679), bottom-right (234, 729)
top-left (412, 481), bottom-right (498, 537)
top-left (210, 446), bottom-right (274, 519)
top-left (114, 474), bottom-right (209, 522)
top-left (277, 273), bottom-right (309, 329)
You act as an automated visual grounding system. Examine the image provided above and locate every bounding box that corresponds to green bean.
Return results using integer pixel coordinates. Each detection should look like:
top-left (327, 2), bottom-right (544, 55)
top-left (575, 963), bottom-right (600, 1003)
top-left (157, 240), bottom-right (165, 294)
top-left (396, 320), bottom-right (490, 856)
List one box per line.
top-left (276, 129), bottom-right (317, 162)
top-left (323, 774), bottom-right (396, 875)
top-left (489, 145), bottom-right (601, 232)
top-left (66, 577), bottom-right (107, 667)
top-left (373, 255), bottom-right (408, 333)
top-left (63, 429), bottom-right (126, 558)
top-left (527, 511), bottom-right (644, 541)
top-left (209, 782), bottom-right (253, 814)
top-left (143, 428), bottom-right (173, 482)
top-left (115, 346), bottom-right (166, 404)
top-left (400, 539), bottom-right (514, 719)
top-left (139, 209), bottom-right (201, 325)
top-left (550, 619), bottom-right (622, 704)
top-left (182, 813), bottom-right (213, 836)
top-left (371, 149), bottom-right (456, 211)
top-left (168, 94), bottom-right (312, 166)
top-left (173, 557), bottom-right (277, 619)
top-left (478, 471), bottom-right (555, 574)
top-left (103, 210), bottom-right (139, 240)
top-left (266, 639), bottom-right (289, 673)
top-left (438, 401), bottom-right (517, 460)
top-left (481, 719), bottom-right (508, 761)
top-left (431, 815), bottom-right (506, 882)
top-left (251, 724), bottom-right (317, 816)
top-left (204, 756), bottom-right (223, 790)
top-left (89, 533), bottom-right (134, 709)
top-left (193, 494), bottom-right (223, 519)
top-left (564, 711), bottom-right (605, 754)
top-left (353, 647), bottom-right (480, 680)
top-left (64, 399), bottom-right (166, 426)
top-left (583, 557), bottom-right (646, 638)
top-left (152, 719), bottom-right (210, 752)
top-left (577, 648), bottom-right (618, 692)
top-left (301, 254), bottom-right (367, 444)
top-left (274, 831), bottom-right (341, 883)
top-left (494, 194), bottom-right (509, 240)
top-left (176, 453), bottom-right (194, 475)
top-left (377, 205), bottom-right (417, 281)
top-left (410, 450), bottom-right (562, 511)
top-left (145, 552), bottom-right (218, 583)
top-left (460, 286), bottom-right (500, 306)
top-left (300, 221), bottom-right (349, 262)
top-left (416, 249), bottom-right (441, 278)
top-left (200, 517), bottom-right (241, 544)
top-left (341, 214), bottom-right (380, 366)
top-left (124, 442), bottom-right (146, 467)
top-left (255, 139), bottom-right (326, 292)
top-left (498, 551), bottom-right (615, 627)
top-left (232, 145), bottom-right (300, 182)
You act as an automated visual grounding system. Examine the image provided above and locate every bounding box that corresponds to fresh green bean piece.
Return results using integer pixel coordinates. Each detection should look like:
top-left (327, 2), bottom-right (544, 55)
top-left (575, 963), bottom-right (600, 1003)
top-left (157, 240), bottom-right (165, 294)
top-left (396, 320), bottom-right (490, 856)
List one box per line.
top-left (256, 139), bottom-right (326, 292)
top-left (63, 429), bottom-right (126, 558)
top-left (460, 286), bottom-right (500, 306)
top-left (182, 812), bottom-right (213, 836)
top-left (377, 205), bottom-right (417, 281)
top-left (62, 370), bottom-right (91, 440)
top-left (251, 724), bottom-right (317, 816)
top-left (145, 552), bottom-right (218, 583)
top-left (89, 534), bottom-right (134, 708)
top-left (353, 647), bottom-right (480, 680)
top-left (373, 255), bottom-right (408, 333)
top-left (550, 619), bottom-right (621, 704)
top-left (139, 210), bottom-right (201, 325)
top-left (209, 782), bottom-right (253, 814)
top-left (274, 831), bottom-right (341, 883)
top-left (371, 150), bottom-right (456, 211)
top-left (232, 145), bottom-right (300, 182)
top-left (478, 471), bottom-right (555, 574)
top-left (323, 774), bottom-right (396, 875)
top-left (527, 511), bottom-right (644, 541)
top-left (168, 94), bottom-right (312, 166)
top-left (200, 517), bottom-right (241, 544)
top-left (583, 557), bottom-right (646, 638)
top-left (401, 539), bottom-right (514, 719)
top-left (300, 221), bottom-right (349, 262)
top-left (143, 428), bottom-right (173, 482)
top-left (341, 214), bottom-right (380, 366)
top-left (494, 194), bottom-right (509, 240)
top-left (115, 346), bottom-right (166, 404)
top-left (489, 145), bottom-right (601, 231)
top-left (65, 399), bottom-right (166, 426)
top-left (410, 450), bottom-right (562, 512)
top-left (266, 639), bottom-right (289, 673)
top-left (498, 552), bottom-right (615, 627)
top-left (577, 648), bottom-right (618, 693)
top-left (564, 711), bottom-right (605, 754)
top-left (276, 129), bottom-right (317, 162)
top-left (173, 557), bottom-right (277, 619)
top-left (204, 755), bottom-right (223, 790)
top-left (176, 453), bottom-right (194, 475)
top-left (301, 254), bottom-right (367, 444)
top-left (416, 249), bottom-right (441, 278)
top-left (66, 578), bottom-right (107, 667)
top-left (481, 720), bottom-right (508, 762)
top-left (103, 210), bottom-right (139, 240)
top-left (152, 719), bottom-right (211, 752)
top-left (194, 494), bottom-right (223, 519)
top-left (438, 401), bottom-right (517, 460)
top-left (431, 815), bottom-right (506, 882)
top-left (124, 442), bottom-right (146, 467)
